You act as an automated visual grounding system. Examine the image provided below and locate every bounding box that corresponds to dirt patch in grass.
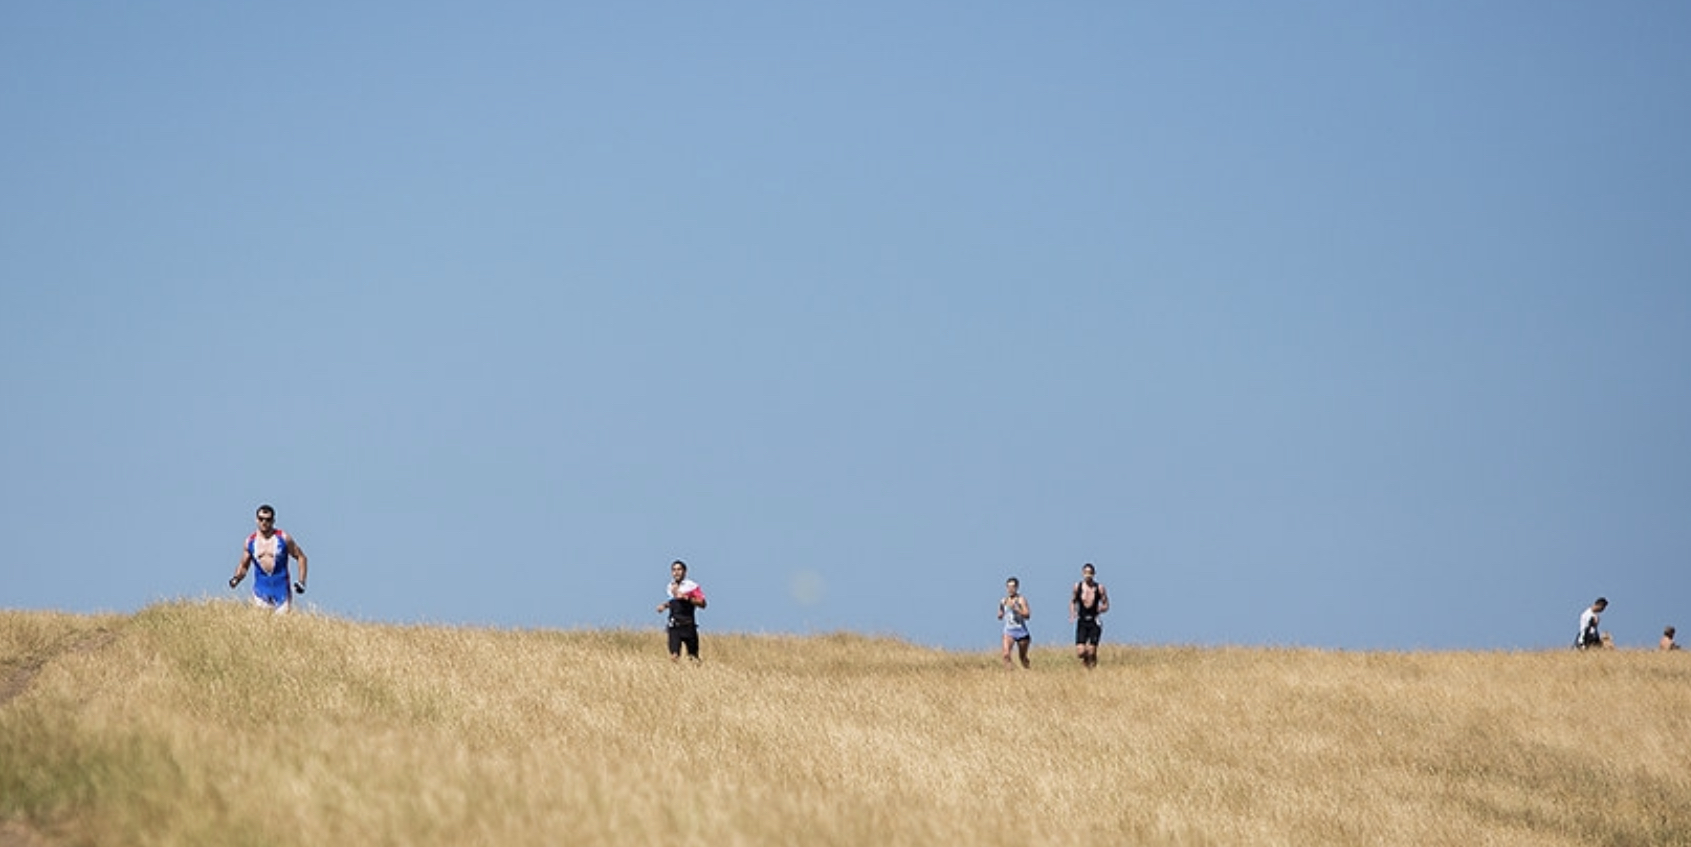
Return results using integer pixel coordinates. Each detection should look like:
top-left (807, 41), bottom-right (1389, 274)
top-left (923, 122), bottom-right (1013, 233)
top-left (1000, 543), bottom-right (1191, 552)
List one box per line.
top-left (0, 821), bottom-right (51, 847)
top-left (0, 628), bottom-right (119, 708)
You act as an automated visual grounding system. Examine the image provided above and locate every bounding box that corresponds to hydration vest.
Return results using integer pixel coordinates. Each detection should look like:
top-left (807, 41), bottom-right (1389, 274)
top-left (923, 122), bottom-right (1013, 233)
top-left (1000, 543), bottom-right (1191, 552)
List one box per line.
top-left (1073, 581), bottom-right (1104, 621)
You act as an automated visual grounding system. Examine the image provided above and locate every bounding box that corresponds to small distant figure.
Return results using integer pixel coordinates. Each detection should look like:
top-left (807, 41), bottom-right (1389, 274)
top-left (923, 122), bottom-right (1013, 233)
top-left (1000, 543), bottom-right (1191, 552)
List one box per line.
top-left (656, 560), bottom-right (707, 663)
top-left (1069, 563), bottom-right (1110, 669)
top-left (228, 504), bottom-right (308, 614)
top-left (1575, 597), bottom-right (1608, 650)
top-left (1662, 626), bottom-right (1680, 651)
top-left (998, 577), bottom-right (1032, 669)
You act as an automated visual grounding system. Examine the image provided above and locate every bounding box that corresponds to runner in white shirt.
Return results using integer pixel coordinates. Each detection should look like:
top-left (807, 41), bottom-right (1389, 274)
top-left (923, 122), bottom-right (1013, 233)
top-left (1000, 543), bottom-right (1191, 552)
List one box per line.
top-left (1576, 597), bottom-right (1608, 649)
top-left (998, 576), bottom-right (1032, 670)
top-left (656, 560), bottom-right (707, 663)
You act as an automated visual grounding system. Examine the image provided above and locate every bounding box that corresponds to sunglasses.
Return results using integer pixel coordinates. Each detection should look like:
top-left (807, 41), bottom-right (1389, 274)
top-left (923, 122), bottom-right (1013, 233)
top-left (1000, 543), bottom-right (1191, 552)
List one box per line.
top-left (257, 516), bottom-right (274, 522)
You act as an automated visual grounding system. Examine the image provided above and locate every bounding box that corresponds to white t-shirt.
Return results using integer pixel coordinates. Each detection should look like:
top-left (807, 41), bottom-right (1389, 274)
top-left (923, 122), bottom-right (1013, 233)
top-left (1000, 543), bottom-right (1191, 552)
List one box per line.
top-left (1578, 607), bottom-right (1601, 643)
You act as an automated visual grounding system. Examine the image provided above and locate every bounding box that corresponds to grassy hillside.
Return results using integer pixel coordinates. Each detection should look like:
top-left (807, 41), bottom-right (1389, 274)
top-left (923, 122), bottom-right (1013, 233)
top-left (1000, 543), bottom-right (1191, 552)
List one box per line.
top-left (2, 601), bottom-right (1688, 846)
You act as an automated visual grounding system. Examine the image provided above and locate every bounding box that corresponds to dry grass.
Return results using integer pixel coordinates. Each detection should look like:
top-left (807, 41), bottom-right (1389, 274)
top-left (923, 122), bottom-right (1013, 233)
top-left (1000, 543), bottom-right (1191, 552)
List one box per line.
top-left (2, 600), bottom-right (1688, 846)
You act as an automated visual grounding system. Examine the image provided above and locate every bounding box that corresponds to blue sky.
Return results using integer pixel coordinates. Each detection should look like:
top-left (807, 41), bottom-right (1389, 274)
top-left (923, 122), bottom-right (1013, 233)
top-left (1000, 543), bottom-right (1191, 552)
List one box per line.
top-left (3, 3), bottom-right (1687, 651)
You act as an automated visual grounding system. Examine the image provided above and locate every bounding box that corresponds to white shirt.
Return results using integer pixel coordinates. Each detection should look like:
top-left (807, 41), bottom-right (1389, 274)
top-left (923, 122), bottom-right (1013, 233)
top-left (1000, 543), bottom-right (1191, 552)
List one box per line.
top-left (1001, 596), bottom-right (1028, 630)
top-left (1578, 607), bottom-right (1601, 643)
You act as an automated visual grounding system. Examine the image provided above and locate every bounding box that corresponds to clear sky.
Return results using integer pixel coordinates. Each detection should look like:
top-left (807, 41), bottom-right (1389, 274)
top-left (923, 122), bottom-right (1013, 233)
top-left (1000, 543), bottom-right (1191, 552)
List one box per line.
top-left (4, 3), bottom-right (1687, 651)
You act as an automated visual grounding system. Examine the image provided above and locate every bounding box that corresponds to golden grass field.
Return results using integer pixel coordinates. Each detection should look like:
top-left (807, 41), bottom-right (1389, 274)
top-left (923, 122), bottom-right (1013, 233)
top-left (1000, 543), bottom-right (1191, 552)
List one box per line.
top-left (2, 600), bottom-right (1688, 846)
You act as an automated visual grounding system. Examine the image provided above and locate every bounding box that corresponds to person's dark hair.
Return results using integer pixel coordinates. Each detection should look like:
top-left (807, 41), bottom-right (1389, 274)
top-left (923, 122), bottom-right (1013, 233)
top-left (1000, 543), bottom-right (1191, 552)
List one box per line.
top-left (1007, 576), bottom-right (1019, 585)
top-left (672, 559), bottom-right (687, 573)
top-left (1082, 563), bottom-right (1096, 573)
top-left (256, 504), bottom-right (275, 518)
top-left (1594, 597), bottom-right (1608, 607)
top-left (1667, 626), bottom-right (1677, 638)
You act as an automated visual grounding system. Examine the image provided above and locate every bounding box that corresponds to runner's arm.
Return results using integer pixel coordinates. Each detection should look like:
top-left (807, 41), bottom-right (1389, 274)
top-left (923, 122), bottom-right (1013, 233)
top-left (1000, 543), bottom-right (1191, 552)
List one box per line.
top-left (230, 549), bottom-right (253, 588)
top-left (291, 540), bottom-right (308, 590)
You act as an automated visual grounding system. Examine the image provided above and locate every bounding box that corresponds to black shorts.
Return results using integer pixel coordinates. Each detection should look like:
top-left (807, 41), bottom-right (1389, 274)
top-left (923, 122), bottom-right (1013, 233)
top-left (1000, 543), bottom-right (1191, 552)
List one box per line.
top-left (1075, 618), bottom-right (1102, 646)
top-left (668, 625), bottom-right (700, 658)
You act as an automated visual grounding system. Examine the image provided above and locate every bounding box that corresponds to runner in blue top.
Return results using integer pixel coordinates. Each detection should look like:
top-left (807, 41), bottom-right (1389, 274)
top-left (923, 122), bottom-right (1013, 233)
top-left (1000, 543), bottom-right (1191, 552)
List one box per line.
top-left (228, 504), bottom-right (309, 613)
top-left (998, 576), bottom-right (1032, 669)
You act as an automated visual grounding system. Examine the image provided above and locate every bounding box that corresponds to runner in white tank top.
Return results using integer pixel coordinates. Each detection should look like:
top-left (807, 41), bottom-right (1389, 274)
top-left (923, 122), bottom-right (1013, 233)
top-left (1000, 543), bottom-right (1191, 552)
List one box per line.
top-left (999, 577), bottom-right (1032, 669)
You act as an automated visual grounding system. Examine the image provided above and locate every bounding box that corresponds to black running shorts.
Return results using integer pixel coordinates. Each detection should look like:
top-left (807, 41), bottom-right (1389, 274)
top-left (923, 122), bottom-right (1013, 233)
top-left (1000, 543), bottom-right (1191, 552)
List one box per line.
top-left (1075, 618), bottom-right (1102, 646)
top-left (668, 625), bottom-right (700, 658)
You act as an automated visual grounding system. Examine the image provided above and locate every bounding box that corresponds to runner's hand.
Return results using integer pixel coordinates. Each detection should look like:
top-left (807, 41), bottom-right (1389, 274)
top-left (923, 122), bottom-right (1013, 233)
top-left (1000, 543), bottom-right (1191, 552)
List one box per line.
top-left (229, 575), bottom-right (242, 589)
top-left (293, 581), bottom-right (306, 595)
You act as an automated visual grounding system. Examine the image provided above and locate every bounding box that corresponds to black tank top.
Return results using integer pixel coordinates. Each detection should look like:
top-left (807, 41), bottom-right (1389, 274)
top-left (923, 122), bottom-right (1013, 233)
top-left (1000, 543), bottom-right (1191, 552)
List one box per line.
top-left (1074, 582), bottom-right (1102, 620)
top-left (668, 596), bottom-right (697, 628)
